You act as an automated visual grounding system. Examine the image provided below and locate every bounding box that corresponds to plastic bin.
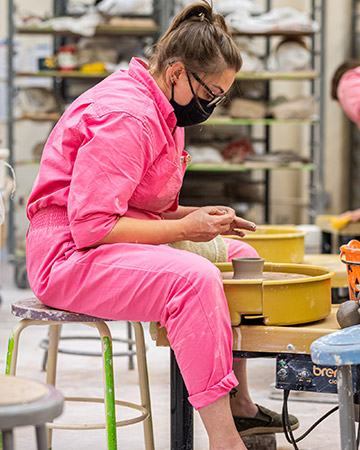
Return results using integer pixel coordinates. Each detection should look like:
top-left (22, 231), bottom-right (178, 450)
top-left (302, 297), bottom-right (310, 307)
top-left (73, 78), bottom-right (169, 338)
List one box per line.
top-left (340, 240), bottom-right (360, 300)
top-left (228, 225), bottom-right (306, 263)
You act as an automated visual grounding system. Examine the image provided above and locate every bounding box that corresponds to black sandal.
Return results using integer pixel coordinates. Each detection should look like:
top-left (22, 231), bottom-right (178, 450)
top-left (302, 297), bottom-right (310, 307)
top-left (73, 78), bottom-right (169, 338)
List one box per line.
top-left (234, 404), bottom-right (299, 437)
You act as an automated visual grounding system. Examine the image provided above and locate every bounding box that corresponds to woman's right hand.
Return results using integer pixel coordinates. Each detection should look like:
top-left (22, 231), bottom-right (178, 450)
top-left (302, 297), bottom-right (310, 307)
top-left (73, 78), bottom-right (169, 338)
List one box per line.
top-left (180, 206), bottom-right (235, 242)
top-left (338, 208), bottom-right (360, 222)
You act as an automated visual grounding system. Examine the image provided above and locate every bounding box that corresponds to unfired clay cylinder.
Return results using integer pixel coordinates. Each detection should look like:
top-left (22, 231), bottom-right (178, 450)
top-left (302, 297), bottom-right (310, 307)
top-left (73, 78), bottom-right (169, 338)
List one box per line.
top-left (232, 257), bottom-right (265, 280)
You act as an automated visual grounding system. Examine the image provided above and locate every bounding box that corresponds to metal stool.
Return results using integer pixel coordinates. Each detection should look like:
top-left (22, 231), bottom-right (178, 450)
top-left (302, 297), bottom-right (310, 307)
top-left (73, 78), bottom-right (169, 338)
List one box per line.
top-left (39, 321), bottom-right (136, 371)
top-left (311, 325), bottom-right (360, 450)
top-left (5, 298), bottom-right (154, 450)
top-left (0, 374), bottom-right (63, 450)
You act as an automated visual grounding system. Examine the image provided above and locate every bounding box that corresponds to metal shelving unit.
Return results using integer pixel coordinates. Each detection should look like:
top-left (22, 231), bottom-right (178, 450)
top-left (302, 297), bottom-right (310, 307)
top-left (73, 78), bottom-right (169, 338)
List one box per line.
top-left (181, 0), bottom-right (326, 224)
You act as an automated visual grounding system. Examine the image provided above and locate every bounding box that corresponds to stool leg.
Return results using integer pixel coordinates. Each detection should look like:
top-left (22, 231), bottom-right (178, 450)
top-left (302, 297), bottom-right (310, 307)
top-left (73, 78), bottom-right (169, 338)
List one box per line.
top-left (92, 322), bottom-right (117, 450)
top-left (46, 325), bottom-right (60, 386)
top-left (337, 365), bottom-right (356, 450)
top-left (35, 425), bottom-right (48, 450)
top-left (127, 322), bottom-right (134, 371)
top-left (46, 325), bottom-right (60, 449)
top-left (131, 322), bottom-right (155, 450)
top-left (41, 325), bottom-right (63, 372)
top-left (6, 319), bottom-right (33, 375)
top-left (2, 430), bottom-right (14, 450)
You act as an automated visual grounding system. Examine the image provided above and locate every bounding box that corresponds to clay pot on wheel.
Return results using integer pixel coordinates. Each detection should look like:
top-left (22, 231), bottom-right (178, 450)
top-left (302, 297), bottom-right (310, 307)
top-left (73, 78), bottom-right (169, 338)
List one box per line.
top-left (232, 257), bottom-right (265, 280)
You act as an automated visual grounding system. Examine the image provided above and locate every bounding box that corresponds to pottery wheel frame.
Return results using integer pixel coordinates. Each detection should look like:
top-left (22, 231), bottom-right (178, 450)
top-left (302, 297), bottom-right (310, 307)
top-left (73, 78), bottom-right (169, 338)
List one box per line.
top-left (216, 262), bottom-right (335, 326)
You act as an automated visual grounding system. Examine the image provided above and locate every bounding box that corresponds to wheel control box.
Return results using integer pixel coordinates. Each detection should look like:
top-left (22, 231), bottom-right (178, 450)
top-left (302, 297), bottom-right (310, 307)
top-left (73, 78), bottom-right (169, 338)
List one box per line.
top-left (275, 353), bottom-right (359, 394)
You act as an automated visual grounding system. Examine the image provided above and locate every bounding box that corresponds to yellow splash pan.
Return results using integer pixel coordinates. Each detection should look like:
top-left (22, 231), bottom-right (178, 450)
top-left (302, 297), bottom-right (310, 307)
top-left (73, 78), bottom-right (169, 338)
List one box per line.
top-left (226, 225), bottom-right (306, 263)
top-left (215, 262), bottom-right (334, 326)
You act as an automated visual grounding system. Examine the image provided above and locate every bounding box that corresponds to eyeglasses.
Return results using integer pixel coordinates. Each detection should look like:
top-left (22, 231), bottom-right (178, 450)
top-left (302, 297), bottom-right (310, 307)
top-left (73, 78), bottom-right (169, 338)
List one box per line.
top-left (191, 72), bottom-right (227, 107)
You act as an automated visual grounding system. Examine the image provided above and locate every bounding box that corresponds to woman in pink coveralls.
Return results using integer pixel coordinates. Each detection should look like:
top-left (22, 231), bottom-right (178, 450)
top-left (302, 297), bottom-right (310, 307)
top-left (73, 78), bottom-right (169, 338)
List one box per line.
top-left (26, 2), bottom-right (298, 448)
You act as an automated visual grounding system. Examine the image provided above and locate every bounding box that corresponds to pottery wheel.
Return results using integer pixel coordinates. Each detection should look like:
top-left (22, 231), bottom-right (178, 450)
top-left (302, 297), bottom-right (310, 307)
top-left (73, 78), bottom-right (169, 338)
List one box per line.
top-left (263, 272), bottom-right (309, 281)
top-left (222, 272), bottom-right (309, 281)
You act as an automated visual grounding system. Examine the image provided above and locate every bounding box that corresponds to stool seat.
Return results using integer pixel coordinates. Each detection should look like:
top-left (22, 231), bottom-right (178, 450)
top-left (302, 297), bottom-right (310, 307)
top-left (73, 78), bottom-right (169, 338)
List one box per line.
top-left (311, 324), bottom-right (360, 366)
top-left (0, 375), bottom-right (63, 450)
top-left (0, 375), bottom-right (63, 430)
top-left (11, 298), bottom-right (112, 322)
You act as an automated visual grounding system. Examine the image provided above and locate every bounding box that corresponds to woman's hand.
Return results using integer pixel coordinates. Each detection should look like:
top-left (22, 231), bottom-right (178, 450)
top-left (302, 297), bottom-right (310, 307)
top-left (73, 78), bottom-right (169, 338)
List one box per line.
top-left (180, 206), bottom-right (256, 242)
top-left (180, 206), bottom-right (235, 242)
top-left (213, 206), bottom-right (256, 237)
top-left (338, 208), bottom-right (360, 222)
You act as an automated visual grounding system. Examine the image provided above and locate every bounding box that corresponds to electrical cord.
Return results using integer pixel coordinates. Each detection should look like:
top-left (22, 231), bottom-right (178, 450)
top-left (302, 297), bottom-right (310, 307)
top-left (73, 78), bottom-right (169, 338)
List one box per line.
top-left (282, 390), bottom-right (300, 450)
top-left (357, 402), bottom-right (360, 449)
top-left (282, 389), bottom-right (339, 449)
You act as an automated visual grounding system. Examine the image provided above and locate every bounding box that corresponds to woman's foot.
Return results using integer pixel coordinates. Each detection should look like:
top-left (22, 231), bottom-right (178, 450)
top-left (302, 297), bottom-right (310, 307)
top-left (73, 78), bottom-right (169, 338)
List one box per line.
top-left (232, 403), bottom-right (299, 437)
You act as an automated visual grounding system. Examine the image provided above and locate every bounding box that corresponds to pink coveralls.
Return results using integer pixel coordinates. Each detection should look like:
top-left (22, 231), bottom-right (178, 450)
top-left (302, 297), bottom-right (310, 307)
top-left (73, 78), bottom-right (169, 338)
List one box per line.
top-left (26, 58), bottom-right (258, 410)
top-left (338, 67), bottom-right (360, 128)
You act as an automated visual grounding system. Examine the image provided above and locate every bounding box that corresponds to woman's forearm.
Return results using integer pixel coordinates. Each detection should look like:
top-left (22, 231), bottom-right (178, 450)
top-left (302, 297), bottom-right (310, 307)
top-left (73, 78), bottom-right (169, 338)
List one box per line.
top-left (162, 205), bottom-right (199, 220)
top-left (92, 216), bottom-right (187, 246)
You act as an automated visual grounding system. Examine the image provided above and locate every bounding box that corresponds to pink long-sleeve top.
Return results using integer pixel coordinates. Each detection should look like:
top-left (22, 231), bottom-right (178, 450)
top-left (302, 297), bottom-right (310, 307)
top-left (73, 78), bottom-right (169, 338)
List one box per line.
top-left (337, 66), bottom-right (360, 128)
top-left (27, 58), bottom-right (187, 249)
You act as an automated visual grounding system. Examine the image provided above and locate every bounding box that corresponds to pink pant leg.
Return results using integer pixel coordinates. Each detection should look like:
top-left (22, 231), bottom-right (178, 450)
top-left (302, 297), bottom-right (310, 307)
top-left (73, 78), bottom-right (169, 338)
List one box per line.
top-left (27, 226), bottom-right (238, 410)
top-left (159, 253), bottom-right (239, 409)
top-left (223, 237), bottom-right (259, 260)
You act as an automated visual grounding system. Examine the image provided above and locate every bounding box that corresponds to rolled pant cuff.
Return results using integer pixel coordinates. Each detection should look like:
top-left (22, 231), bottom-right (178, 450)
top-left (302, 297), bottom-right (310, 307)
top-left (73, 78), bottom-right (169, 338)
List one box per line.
top-left (188, 371), bottom-right (239, 410)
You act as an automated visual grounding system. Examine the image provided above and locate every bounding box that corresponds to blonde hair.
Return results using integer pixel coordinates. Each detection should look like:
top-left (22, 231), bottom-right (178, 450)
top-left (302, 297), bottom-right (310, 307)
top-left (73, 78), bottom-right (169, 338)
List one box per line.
top-left (149, 1), bottom-right (242, 77)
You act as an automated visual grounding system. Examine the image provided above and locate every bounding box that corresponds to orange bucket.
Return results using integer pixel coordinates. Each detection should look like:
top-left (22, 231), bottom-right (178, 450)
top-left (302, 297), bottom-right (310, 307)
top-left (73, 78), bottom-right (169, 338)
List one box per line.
top-left (340, 240), bottom-right (360, 300)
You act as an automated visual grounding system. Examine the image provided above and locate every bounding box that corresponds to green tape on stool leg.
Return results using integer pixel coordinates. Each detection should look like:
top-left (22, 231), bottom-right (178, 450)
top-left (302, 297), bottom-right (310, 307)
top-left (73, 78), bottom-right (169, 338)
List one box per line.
top-left (5, 335), bottom-right (15, 375)
top-left (103, 335), bottom-right (117, 450)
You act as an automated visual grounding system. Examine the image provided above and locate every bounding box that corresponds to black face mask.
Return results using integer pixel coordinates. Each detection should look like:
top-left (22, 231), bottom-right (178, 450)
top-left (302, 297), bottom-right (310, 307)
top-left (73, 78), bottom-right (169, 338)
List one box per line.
top-left (170, 81), bottom-right (216, 128)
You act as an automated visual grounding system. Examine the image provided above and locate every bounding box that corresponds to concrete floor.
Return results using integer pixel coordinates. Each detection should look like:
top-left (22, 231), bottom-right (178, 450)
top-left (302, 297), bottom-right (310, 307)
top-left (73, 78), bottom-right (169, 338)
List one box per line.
top-left (0, 254), bottom-right (343, 450)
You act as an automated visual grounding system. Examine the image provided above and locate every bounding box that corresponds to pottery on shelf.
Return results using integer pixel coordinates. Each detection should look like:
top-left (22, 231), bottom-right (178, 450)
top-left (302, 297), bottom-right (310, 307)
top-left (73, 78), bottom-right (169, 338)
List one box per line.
top-left (231, 257), bottom-right (265, 280)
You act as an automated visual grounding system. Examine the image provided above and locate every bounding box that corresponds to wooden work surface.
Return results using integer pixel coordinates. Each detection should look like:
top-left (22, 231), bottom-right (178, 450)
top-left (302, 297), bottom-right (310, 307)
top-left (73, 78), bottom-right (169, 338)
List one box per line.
top-left (232, 306), bottom-right (340, 355)
top-left (155, 306), bottom-right (341, 355)
top-left (303, 254), bottom-right (348, 288)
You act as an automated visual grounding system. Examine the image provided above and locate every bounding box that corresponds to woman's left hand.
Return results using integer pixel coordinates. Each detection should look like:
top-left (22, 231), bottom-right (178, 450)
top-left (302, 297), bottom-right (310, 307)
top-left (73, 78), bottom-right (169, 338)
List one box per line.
top-left (212, 206), bottom-right (257, 237)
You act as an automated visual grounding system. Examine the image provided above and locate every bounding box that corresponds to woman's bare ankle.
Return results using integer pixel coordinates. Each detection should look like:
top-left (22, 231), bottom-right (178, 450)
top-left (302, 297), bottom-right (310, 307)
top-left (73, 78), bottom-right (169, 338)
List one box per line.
top-left (229, 387), bottom-right (258, 417)
top-left (199, 394), bottom-right (247, 450)
top-left (210, 435), bottom-right (247, 450)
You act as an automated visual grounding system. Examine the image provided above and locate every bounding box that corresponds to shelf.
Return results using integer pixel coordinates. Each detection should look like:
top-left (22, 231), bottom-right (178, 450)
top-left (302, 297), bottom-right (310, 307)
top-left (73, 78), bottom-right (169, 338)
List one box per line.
top-left (17, 113), bottom-right (61, 121)
top-left (16, 70), bottom-right (318, 82)
top-left (187, 163), bottom-right (316, 172)
top-left (236, 70), bottom-right (318, 80)
top-left (16, 70), bottom-right (111, 79)
top-left (230, 29), bottom-right (316, 37)
top-left (203, 117), bottom-right (319, 126)
top-left (17, 20), bottom-right (158, 37)
top-left (15, 161), bottom-right (41, 166)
